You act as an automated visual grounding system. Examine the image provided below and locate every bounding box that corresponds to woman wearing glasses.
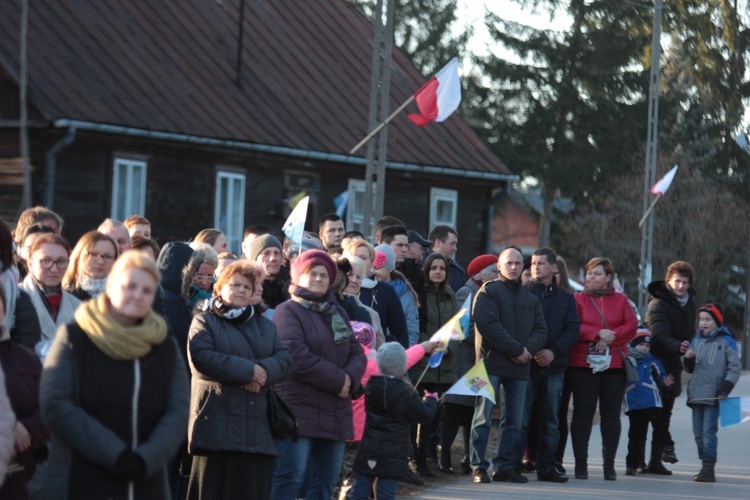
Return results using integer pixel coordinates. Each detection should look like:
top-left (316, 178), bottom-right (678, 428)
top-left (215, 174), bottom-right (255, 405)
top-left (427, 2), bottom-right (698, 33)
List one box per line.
top-left (19, 234), bottom-right (80, 359)
top-left (181, 248), bottom-right (218, 311)
top-left (62, 231), bottom-right (119, 301)
top-left (186, 261), bottom-right (292, 500)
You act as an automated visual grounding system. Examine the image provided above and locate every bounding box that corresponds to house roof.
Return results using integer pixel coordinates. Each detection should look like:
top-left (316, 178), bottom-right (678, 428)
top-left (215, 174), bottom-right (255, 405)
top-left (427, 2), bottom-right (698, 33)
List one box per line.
top-left (0, 0), bottom-right (513, 179)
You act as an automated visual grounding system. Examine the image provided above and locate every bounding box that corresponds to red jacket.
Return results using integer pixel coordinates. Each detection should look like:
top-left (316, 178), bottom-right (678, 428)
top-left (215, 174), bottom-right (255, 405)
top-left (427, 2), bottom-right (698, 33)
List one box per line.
top-left (569, 290), bottom-right (637, 369)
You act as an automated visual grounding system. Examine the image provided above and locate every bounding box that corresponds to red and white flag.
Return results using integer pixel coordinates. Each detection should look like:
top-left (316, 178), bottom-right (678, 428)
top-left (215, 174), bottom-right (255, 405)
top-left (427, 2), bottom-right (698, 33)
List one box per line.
top-left (408, 57), bottom-right (461, 126)
top-left (651, 165), bottom-right (679, 195)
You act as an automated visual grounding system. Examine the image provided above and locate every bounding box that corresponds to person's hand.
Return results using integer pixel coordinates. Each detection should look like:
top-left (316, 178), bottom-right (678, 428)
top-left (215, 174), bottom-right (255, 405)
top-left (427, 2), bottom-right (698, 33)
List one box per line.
top-left (598, 329), bottom-right (615, 344)
top-left (241, 382), bottom-right (262, 393)
top-left (679, 340), bottom-right (690, 354)
top-left (421, 340), bottom-right (439, 355)
top-left (514, 348), bottom-right (532, 364)
top-left (663, 374), bottom-right (675, 387)
top-left (339, 373), bottom-right (352, 399)
top-left (534, 349), bottom-right (555, 367)
top-left (717, 394), bottom-right (728, 400)
top-left (684, 348), bottom-right (695, 359)
top-left (252, 364), bottom-right (268, 386)
top-left (14, 422), bottom-right (31, 452)
top-left (595, 339), bottom-right (609, 353)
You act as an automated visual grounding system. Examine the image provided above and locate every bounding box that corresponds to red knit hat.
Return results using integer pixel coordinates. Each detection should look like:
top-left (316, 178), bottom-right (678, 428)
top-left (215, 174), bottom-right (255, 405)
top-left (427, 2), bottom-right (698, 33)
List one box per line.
top-left (291, 249), bottom-right (337, 286)
top-left (467, 254), bottom-right (498, 277)
top-left (699, 303), bottom-right (724, 327)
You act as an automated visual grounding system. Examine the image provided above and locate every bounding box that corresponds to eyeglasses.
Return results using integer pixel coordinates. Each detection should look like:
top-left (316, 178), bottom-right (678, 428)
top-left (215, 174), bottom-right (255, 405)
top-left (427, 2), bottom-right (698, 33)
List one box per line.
top-left (35, 258), bottom-right (70, 269)
top-left (83, 250), bottom-right (116, 263)
top-left (226, 282), bottom-right (253, 292)
top-left (194, 274), bottom-right (217, 283)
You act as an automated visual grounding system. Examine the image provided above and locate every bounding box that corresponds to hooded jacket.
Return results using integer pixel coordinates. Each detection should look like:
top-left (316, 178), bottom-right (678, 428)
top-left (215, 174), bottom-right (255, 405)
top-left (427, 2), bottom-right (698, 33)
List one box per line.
top-left (623, 353), bottom-right (669, 413)
top-left (156, 242), bottom-right (194, 365)
top-left (645, 280), bottom-right (697, 383)
top-left (473, 275), bottom-right (547, 380)
top-left (353, 375), bottom-right (435, 479)
top-left (683, 326), bottom-right (741, 407)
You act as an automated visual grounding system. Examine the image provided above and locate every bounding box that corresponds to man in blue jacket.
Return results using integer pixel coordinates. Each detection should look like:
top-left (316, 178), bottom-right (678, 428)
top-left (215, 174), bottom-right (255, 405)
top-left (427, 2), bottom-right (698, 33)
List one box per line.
top-left (518, 247), bottom-right (580, 483)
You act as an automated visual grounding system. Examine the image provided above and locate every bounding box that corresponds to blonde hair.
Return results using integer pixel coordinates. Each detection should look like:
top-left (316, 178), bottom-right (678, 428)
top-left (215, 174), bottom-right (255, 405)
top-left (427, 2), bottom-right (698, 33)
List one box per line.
top-left (343, 239), bottom-right (375, 260)
top-left (194, 228), bottom-right (224, 246)
top-left (63, 231), bottom-right (119, 288)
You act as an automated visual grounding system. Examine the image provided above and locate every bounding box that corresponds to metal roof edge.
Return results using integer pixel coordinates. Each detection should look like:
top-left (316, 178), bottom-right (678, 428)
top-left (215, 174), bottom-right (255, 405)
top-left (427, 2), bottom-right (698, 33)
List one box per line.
top-left (53, 119), bottom-right (519, 182)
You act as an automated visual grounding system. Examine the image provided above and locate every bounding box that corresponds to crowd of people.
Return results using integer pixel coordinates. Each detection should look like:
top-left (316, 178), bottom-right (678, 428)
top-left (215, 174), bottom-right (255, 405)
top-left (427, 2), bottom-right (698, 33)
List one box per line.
top-left (0, 205), bottom-right (742, 500)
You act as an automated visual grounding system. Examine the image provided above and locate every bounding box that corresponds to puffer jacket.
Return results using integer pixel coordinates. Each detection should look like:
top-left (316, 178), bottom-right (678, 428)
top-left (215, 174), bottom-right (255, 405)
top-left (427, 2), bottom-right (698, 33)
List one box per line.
top-left (623, 354), bottom-right (669, 413)
top-left (385, 278), bottom-right (419, 347)
top-left (570, 290), bottom-right (637, 369)
top-left (359, 281), bottom-right (409, 348)
top-left (473, 275), bottom-right (547, 380)
top-left (411, 286), bottom-right (459, 386)
top-left (272, 295), bottom-right (366, 441)
top-left (188, 309), bottom-right (293, 455)
top-left (353, 376), bottom-right (436, 479)
top-left (683, 327), bottom-right (741, 407)
top-left (645, 280), bottom-right (697, 385)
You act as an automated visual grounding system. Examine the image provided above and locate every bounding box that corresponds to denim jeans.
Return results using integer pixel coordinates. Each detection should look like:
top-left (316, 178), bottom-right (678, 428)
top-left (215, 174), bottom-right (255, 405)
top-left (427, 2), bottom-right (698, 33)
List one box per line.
top-left (350, 474), bottom-right (398, 500)
top-left (271, 437), bottom-right (346, 500)
top-left (692, 405), bottom-right (719, 461)
top-left (516, 369), bottom-right (564, 474)
top-left (470, 375), bottom-right (527, 472)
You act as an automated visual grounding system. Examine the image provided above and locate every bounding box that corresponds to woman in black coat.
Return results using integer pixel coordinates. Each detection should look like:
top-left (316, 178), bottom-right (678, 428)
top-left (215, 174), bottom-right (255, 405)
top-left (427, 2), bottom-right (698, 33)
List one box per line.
top-left (186, 261), bottom-right (293, 500)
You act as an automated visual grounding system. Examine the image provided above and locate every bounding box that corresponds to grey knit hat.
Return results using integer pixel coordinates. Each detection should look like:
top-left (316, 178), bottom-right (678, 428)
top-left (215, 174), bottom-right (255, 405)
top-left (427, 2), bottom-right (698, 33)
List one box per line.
top-left (377, 342), bottom-right (407, 377)
top-left (248, 234), bottom-right (282, 262)
top-left (374, 244), bottom-right (396, 272)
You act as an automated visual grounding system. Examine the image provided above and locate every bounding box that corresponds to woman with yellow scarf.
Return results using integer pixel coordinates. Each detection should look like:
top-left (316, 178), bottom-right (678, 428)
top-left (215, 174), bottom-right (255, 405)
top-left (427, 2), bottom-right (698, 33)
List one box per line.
top-left (39, 251), bottom-right (189, 500)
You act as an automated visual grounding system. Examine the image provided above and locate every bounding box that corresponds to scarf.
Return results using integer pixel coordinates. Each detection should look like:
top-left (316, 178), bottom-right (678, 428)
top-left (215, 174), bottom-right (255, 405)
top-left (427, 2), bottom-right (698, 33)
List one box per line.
top-left (584, 285), bottom-right (615, 297)
top-left (74, 293), bottom-right (167, 361)
top-left (628, 346), bottom-right (649, 361)
top-left (20, 273), bottom-right (81, 342)
top-left (0, 266), bottom-right (19, 330)
top-left (204, 296), bottom-right (255, 324)
top-left (289, 284), bottom-right (352, 344)
top-left (666, 283), bottom-right (690, 307)
top-left (78, 274), bottom-right (108, 298)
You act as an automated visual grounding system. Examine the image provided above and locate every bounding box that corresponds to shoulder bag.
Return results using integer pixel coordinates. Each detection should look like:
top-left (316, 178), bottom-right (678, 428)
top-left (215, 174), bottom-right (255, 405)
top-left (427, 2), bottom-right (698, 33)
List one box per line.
top-left (585, 296), bottom-right (612, 373)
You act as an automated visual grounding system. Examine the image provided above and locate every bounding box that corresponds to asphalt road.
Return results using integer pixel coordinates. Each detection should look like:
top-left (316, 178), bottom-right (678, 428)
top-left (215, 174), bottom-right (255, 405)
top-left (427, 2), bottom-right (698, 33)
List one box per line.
top-left (413, 371), bottom-right (750, 499)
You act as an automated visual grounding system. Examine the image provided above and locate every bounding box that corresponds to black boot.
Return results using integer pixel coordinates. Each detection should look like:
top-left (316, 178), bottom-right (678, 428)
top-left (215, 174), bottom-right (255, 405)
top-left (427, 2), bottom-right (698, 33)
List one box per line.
top-left (693, 459), bottom-right (716, 482)
top-left (574, 459), bottom-right (588, 480)
top-left (647, 442), bottom-right (672, 475)
top-left (637, 439), bottom-right (649, 473)
top-left (603, 458), bottom-right (616, 481)
top-left (438, 447), bottom-right (453, 473)
top-left (662, 444), bottom-right (678, 464)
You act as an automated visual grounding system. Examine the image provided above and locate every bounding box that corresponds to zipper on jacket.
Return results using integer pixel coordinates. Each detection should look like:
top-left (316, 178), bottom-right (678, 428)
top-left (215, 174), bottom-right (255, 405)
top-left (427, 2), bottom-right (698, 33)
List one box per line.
top-left (709, 342), bottom-right (717, 364)
top-left (129, 358), bottom-right (141, 500)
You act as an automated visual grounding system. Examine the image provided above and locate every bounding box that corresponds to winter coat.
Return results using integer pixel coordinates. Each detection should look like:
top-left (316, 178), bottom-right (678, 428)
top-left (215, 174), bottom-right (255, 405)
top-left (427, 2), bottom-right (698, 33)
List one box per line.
top-left (623, 354), bottom-right (669, 413)
top-left (187, 309), bottom-right (293, 456)
top-left (351, 344), bottom-right (427, 442)
top-left (524, 280), bottom-right (580, 373)
top-left (569, 290), bottom-right (637, 369)
top-left (473, 275), bottom-right (547, 380)
top-left (447, 259), bottom-right (466, 294)
top-left (0, 369), bottom-right (16, 481)
top-left (272, 297), bottom-right (367, 441)
top-left (359, 281), bottom-right (409, 348)
top-left (156, 242), bottom-right (194, 366)
top-left (683, 327), bottom-right (741, 407)
top-left (39, 322), bottom-right (189, 500)
top-left (261, 275), bottom-right (291, 309)
top-left (353, 376), bottom-right (436, 479)
top-left (645, 280), bottom-right (697, 386)
top-left (411, 286), bottom-right (459, 386)
top-left (0, 341), bottom-right (49, 499)
top-left (9, 290), bottom-right (42, 350)
top-left (386, 278), bottom-right (419, 346)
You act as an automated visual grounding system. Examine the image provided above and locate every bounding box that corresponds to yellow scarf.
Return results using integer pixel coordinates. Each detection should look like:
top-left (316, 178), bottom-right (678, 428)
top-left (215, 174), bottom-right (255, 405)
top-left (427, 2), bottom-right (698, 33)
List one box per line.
top-left (74, 293), bottom-right (168, 361)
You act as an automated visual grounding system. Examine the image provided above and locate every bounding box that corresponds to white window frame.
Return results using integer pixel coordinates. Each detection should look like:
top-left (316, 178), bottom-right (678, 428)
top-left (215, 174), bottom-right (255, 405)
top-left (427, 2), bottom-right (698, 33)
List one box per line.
top-left (429, 187), bottom-right (458, 229)
top-left (346, 179), bottom-right (376, 236)
top-left (214, 170), bottom-right (246, 255)
top-left (111, 157), bottom-right (147, 220)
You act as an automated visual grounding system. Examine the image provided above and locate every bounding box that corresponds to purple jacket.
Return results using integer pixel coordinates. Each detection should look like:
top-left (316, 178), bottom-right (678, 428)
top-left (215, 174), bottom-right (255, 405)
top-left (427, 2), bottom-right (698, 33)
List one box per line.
top-left (273, 299), bottom-right (366, 441)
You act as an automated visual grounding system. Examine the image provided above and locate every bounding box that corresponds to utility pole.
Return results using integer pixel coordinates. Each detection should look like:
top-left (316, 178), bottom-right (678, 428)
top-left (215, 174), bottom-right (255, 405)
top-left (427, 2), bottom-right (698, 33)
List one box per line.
top-left (362, 0), bottom-right (394, 240)
top-left (637, 0), bottom-right (663, 317)
top-left (19, 0), bottom-right (32, 211)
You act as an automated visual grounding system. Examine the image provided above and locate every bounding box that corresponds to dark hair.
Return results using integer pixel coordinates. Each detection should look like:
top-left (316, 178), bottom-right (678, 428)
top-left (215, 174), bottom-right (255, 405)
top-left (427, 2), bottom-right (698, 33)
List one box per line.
top-left (375, 216), bottom-right (404, 237)
top-left (556, 256), bottom-right (573, 292)
top-left (428, 225), bottom-right (457, 243)
top-left (131, 235), bottom-right (160, 256)
top-left (342, 230), bottom-right (365, 240)
top-left (0, 217), bottom-right (13, 271)
top-left (21, 223), bottom-right (55, 245)
top-left (318, 213), bottom-right (342, 232)
top-left (379, 225), bottom-right (408, 244)
top-left (666, 261), bottom-right (695, 286)
top-left (243, 224), bottom-right (271, 239)
top-left (423, 252), bottom-right (450, 293)
top-left (532, 247), bottom-right (557, 265)
top-left (194, 228), bottom-right (224, 246)
top-left (30, 233), bottom-right (71, 255)
top-left (327, 246), bottom-right (343, 257)
top-left (586, 257), bottom-right (614, 277)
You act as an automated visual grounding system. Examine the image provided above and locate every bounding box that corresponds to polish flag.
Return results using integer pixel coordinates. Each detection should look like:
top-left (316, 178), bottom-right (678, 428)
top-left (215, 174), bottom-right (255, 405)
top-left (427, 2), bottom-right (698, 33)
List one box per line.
top-left (408, 57), bottom-right (461, 126)
top-left (651, 165), bottom-right (679, 195)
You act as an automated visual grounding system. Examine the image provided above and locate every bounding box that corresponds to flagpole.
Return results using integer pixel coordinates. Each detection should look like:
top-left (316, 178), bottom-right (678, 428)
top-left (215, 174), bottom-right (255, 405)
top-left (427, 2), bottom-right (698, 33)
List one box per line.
top-left (638, 194), bottom-right (661, 228)
top-left (413, 362), bottom-right (431, 388)
top-left (350, 95), bottom-right (415, 155)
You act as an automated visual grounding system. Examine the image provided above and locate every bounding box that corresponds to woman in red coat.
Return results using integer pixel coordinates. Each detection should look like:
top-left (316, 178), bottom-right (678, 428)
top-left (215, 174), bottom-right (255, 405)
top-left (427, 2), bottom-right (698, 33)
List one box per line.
top-left (568, 257), bottom-right (636, 481)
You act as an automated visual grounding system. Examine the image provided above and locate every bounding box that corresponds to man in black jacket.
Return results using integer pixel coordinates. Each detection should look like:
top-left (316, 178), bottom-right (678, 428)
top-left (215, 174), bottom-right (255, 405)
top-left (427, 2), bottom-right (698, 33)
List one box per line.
top-left (470, 247), bottom-right (547, 485)
top-left (518, 248), bottom-right (580, 483)
top-left (645, 260), bottom-right (696, 466)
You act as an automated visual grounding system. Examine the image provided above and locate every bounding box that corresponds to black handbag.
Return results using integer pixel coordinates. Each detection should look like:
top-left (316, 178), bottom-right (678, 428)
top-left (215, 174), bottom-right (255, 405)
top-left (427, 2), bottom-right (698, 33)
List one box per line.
top-left (620, 348), bottom-right (639, 385)
top-left (236, 324), bottom-right (299, 442)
